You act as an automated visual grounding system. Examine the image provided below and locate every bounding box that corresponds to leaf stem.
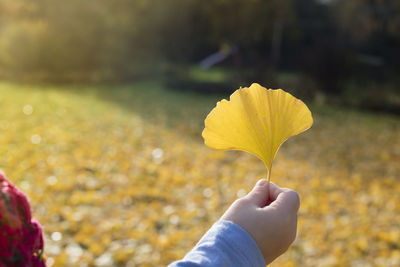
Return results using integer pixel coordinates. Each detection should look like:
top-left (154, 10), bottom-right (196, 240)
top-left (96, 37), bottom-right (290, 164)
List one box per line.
top-left (267, 167), bottom-right (271, 201)
top-left (265, 168), bottom-right (272, 267)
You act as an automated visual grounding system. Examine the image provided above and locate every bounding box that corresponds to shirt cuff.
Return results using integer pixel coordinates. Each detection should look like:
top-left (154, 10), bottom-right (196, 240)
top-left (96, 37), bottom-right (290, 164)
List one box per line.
top-left (195, 220), bottom-right (266, 267)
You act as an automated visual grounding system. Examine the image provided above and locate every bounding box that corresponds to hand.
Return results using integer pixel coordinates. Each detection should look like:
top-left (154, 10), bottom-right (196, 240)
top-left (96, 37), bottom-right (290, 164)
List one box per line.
top-left (221, 179), bottom-right (300, 264)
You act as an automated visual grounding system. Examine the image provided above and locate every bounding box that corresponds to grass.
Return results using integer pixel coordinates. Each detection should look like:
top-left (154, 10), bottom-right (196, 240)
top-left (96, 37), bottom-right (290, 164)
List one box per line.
top-left (187, 66), bottom-right (233, 83)
top-left (0, 81), bottom-right (399, 266)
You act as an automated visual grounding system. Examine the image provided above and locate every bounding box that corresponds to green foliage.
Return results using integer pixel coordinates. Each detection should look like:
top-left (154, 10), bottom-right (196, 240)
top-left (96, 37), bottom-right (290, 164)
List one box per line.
top-left (0, 0), bottom-right (399, 94)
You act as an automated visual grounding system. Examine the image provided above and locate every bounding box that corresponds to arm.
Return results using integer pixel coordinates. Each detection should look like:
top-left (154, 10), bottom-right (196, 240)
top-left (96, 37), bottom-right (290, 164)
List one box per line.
top-left (169, 220), bottom-right (265, 267)
top-left (169, 179), bottom-right (300, 266)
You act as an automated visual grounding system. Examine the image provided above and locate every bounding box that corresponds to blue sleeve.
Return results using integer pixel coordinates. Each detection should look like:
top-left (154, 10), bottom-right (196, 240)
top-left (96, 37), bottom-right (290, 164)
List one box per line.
top-left (168, 220), bottom-right (266, 267)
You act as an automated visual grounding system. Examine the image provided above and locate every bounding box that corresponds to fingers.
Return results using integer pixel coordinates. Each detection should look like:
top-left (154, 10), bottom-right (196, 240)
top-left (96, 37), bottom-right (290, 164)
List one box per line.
top-left (267, 182), bottom-right (283, 201)
top-left (244, 179), bottom-right (300, 214)
top-left (245, 179), bottom-right (269, 207)
top-left (269, 189), bottom-right (300, 215)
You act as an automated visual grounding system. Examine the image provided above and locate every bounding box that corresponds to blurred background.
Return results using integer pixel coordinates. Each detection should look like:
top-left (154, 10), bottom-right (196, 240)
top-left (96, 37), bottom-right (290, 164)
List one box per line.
top-left (0, 0), bottom-right (399, 266)
top-left (1, 0), bottom-right (400, 110)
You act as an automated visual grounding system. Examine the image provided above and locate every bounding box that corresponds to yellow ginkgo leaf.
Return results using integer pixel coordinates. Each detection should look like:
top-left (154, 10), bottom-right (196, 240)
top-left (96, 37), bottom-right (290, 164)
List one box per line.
top-left (202, 83), bottom-right (313, 184)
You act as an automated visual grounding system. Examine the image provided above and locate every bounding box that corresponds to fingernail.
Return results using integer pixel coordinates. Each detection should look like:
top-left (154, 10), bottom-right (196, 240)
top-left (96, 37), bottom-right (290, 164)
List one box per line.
top-left (257, 179), bottom-right (266, 186)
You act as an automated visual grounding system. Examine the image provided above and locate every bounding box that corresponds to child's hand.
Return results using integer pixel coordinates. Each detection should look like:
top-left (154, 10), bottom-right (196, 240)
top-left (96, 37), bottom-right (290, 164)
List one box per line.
top-left (221, 179), bottom-right (300, 265)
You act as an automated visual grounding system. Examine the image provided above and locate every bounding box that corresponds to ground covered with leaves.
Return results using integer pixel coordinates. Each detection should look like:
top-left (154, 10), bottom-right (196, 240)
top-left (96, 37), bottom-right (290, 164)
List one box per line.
top-left (0, 81), bottom-right (399, 266)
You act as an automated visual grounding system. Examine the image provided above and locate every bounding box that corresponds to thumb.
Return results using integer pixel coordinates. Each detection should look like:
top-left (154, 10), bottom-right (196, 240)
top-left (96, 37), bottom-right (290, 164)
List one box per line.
top-left (245, 179), bottom-right (269, 207)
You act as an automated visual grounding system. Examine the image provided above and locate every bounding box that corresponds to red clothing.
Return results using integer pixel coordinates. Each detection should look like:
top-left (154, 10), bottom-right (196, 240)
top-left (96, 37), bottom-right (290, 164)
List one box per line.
top-left (0, 171), bottom-right (46, 267)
